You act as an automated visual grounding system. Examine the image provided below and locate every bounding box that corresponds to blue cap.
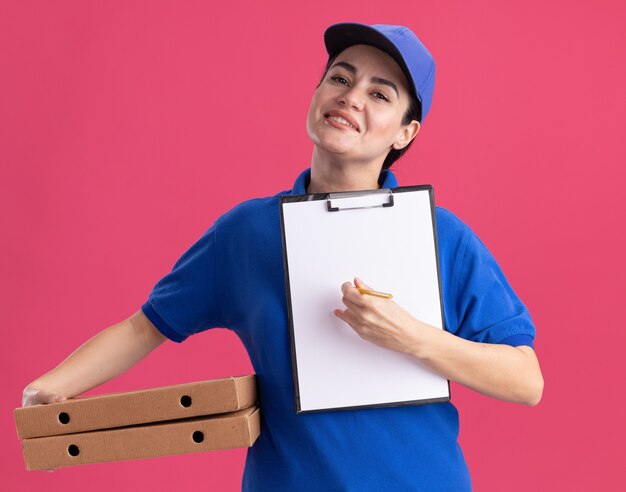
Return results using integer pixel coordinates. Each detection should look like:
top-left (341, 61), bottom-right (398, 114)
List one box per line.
top-left (324, 22), bottom-right (436, 122)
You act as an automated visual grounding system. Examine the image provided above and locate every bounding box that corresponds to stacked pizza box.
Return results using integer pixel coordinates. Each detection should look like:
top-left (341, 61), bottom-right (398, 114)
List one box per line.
top-left (14, 375), bottom-right (260, 470)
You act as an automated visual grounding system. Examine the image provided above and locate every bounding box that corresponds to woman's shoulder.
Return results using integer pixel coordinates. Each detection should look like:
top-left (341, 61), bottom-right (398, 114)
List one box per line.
top-left (434, 205), bottom-right (472, 239)
top-left (216, 192), bottom-right (286, 231)
top-left (434, 206), bottom-right (503, 264)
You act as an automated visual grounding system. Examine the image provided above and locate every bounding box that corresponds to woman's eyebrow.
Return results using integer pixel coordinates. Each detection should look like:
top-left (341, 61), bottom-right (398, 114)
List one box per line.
top-left (330, 61), bottom-right (399, 98)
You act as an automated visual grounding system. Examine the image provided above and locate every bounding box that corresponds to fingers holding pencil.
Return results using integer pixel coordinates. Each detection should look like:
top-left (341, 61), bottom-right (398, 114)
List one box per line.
top-left (354, 277), bottom-right (393, 299)
top-left (333, 277), bottom-right (428, 355)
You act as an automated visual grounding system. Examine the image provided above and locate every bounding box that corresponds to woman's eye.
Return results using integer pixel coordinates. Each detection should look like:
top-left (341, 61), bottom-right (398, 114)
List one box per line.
top-left (330, 75), bottom-right (349, 85)
top-left (373, 92), bottom-right (389, 102)
top-left (329, 76), bottom-right (389, 102)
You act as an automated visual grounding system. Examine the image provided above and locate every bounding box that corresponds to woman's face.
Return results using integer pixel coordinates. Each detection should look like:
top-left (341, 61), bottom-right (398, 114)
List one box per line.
top-left (306, 44), bottom-right (417, 165)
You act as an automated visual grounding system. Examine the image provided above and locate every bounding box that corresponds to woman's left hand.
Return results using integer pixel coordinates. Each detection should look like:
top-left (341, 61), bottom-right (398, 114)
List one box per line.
top-left (333, 278), bottom-right (544, 405)
top-left (333, 277), bottom-right (435, 356)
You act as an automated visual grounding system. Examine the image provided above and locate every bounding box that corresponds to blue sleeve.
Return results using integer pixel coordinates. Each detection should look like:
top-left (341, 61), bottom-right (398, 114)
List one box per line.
top-left (452, 229), bottom-right (536, 348)
top-left (141, 222), bottom-right (223, 343)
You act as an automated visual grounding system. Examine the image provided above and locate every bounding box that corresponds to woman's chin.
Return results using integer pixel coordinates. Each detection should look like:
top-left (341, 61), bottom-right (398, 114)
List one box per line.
top-left (313, 138), bottom-right (358, 157)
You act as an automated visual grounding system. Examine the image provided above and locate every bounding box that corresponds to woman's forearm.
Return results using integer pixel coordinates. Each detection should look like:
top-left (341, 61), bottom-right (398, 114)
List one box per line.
top-left (409, 322), bottom-right (544, 406)
top-left (24, 311), bottom-right (166, 402)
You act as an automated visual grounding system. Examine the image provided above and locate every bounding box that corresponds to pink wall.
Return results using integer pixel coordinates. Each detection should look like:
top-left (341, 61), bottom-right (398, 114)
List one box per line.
top-left (2, 1), bottom-right (624, 490)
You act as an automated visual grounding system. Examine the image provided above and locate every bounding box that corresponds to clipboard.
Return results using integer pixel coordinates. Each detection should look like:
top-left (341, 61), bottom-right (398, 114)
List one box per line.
top-left (279, 184), bottom-right (450, 414)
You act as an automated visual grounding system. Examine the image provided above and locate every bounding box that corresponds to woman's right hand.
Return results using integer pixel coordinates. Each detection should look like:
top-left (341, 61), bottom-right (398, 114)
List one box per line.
top-left (22, 386), bottom-right (66, 407)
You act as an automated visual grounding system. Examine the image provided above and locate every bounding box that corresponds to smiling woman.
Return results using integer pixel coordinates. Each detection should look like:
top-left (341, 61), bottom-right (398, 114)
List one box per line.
top-left (22, 22), bottom-right (542, 492)
top-left (313, 51), bottom-right (423, 172)
top-left (305, 24), bottom-right (433, 195)
top-left (306, 43), bottom-right (421, 188)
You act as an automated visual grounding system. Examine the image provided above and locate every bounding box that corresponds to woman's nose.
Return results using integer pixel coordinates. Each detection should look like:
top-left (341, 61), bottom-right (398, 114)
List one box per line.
top-left (337, 85), bottom-right (365, 111)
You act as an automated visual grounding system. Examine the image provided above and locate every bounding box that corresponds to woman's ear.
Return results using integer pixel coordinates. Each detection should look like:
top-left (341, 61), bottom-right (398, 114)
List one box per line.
top-left (392, 120), bottom-right (421, 150)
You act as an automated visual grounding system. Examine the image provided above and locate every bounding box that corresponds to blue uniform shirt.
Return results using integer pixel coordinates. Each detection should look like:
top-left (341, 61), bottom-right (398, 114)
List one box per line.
top-left (142, 167), bottom-right (536, 491)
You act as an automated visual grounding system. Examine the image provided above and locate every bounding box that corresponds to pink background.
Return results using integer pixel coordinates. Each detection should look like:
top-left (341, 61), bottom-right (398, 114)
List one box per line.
top-left (2, 1), bottom-right (624, 490)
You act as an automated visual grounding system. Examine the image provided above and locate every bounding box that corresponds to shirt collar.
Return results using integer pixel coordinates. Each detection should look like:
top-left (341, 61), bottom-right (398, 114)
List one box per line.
top-left (291, 167), bottom-right (398, 195)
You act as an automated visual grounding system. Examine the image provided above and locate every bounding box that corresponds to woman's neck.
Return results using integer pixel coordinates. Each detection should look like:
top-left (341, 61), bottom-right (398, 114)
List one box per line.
top-left (307, 147), bottom-right (383, 194)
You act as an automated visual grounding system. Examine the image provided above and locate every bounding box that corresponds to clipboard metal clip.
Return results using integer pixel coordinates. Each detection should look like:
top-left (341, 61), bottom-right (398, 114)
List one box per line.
top-left (326, 189), bottom-right (394, 212)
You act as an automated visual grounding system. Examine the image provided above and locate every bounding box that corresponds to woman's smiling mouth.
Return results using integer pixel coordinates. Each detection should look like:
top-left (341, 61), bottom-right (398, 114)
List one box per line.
top-left (324, 111), bottom-right (360, 132)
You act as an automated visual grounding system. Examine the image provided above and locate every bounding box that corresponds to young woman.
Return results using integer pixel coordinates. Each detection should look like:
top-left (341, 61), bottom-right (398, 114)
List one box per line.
top-left (23, 22), bottom-right (543, 491)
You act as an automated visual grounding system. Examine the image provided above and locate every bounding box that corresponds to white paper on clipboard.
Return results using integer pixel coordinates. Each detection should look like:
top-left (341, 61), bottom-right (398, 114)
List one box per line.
top-left (280, 185), bottom-right (450, 413)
